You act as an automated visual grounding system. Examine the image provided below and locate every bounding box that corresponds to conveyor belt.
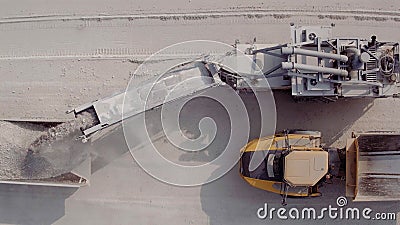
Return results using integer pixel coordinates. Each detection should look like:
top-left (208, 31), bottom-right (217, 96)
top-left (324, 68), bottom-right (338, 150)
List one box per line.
top-left (72, 62), bottom-right (221, 137)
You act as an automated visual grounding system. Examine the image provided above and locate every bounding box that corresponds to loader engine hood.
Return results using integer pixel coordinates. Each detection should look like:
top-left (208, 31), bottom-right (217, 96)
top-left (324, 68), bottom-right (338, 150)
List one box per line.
top-left (284, 150), bottom-right (328, 186)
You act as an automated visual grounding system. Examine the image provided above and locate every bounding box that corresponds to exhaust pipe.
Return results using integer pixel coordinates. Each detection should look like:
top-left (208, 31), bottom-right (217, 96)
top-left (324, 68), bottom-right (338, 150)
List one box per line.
top-left (282, 47), bottom-right (348, 62)
top-left (282, 62), bottom-right (349, 77)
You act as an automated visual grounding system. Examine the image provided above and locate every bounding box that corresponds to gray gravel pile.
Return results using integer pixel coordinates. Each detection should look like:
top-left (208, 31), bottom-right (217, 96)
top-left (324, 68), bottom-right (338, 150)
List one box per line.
top-left (0, 122), bottom-right (46, 179)
top-left (0, 112), bottom-right (97, 180)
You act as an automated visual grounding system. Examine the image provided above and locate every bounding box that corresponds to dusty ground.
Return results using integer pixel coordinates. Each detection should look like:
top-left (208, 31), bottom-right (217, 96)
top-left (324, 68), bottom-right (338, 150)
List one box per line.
top-left (0, 0), bottom-right (400, 225)
top-left (2, 0), bottom-right (400, 121)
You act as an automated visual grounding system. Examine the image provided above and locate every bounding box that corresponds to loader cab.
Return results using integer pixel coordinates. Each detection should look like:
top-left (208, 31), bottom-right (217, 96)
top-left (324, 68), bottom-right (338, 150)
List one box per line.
top-left (239, 131), bottom-right (328, 198)
top-left (240, 150), bottom-right (284, 182)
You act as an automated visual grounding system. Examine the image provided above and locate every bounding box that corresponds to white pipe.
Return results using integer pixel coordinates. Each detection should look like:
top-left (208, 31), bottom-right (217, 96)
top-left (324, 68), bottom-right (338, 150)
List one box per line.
top-left (282, 47), bottom-right (348, 62)
top-left (282, 62), bottom-right (349, 77)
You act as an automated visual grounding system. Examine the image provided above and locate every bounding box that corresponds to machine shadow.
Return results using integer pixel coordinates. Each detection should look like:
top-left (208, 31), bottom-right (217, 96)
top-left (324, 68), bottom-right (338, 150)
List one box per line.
top-left (200, 91), bottom-right (400, 225)
top-left (0, 184), bottom-right (77, 225)
top-left (89, 124), bottom-right (129, 174)
top-left (273, 90), bottom-right (375, 147)
top-left (89, 88), bottom-right (376, 172)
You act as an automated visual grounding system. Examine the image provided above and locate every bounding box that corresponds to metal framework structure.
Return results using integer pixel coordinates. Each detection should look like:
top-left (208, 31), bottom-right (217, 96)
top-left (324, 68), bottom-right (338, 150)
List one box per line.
top-left (228, 24), bottom-right (400, 99)
top-left (73, 25), bottom-right (400, 138)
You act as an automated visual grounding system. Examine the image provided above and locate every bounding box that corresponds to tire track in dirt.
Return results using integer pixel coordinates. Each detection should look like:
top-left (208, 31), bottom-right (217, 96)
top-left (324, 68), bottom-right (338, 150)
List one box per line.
top-left (0, 9), bottom-right (399, 60)
top-left (1, 9), bottom-right (400, 24)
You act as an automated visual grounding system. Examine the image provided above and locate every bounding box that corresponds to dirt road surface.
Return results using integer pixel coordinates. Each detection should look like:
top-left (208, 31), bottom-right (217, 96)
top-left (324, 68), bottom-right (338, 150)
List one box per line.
top-left (0, 0), bottom-right (400, 224)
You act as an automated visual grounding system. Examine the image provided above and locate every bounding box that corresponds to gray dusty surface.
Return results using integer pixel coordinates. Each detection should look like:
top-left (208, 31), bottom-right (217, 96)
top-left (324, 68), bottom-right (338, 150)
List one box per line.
top-left (0, 0), bottom-right (400, 225)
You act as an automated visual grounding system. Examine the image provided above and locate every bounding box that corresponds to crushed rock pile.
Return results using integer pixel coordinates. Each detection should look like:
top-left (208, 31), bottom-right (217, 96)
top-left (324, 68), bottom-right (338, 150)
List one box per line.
top-left (0, 112), bottom-right (96, 180)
